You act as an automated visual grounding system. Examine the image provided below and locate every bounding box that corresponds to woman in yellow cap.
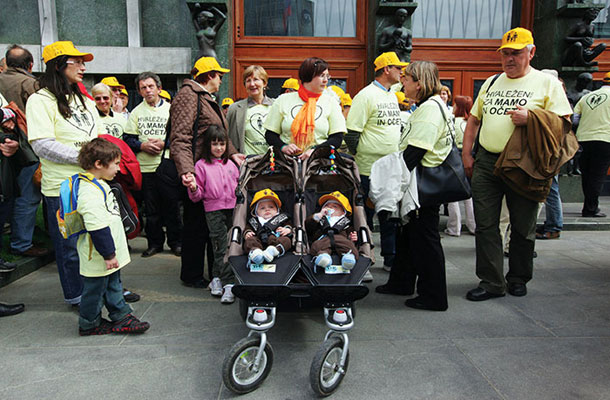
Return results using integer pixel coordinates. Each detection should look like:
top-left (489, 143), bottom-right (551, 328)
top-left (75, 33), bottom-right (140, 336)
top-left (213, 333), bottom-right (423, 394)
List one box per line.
top-left (25, 41), bottom-right (99, 306)
top-left (264, 57), bottom-right (346, 160)
top-left (169, 56), bottom-right (243, 289)
top-left (227, 65), bottom-right (274, 156)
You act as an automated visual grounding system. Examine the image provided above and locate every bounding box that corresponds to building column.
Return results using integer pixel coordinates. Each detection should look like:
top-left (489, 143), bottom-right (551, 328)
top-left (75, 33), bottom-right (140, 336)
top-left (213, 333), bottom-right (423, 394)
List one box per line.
top-left (38, 0), bottom-right (58, 46)
top-left (126, 0), bottom-right (143, 47)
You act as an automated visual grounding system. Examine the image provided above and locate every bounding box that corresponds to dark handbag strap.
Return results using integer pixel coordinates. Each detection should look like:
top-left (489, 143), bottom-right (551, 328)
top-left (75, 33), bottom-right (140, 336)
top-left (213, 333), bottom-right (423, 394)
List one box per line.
top-left (161, 91), bottom-right (203, 163)
top-left (431, 98), bottom-right (457, 148)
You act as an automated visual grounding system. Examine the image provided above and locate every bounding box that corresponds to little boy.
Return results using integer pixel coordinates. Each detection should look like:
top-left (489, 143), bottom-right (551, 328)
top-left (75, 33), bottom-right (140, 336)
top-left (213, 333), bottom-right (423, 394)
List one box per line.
top-left (305, 191), bottom-right (358, 270)
top-left (244, 189), bottom-right (293, 264)
top-left (75, 138), bottom-right (149, 336)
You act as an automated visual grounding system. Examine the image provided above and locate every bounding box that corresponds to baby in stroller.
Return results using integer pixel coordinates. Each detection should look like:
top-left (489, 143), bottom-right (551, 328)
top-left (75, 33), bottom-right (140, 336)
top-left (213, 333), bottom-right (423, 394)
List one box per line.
top-left (305, 191), bottom-right (358, 271)
top-left (244, 188), bottom-right (293, 264)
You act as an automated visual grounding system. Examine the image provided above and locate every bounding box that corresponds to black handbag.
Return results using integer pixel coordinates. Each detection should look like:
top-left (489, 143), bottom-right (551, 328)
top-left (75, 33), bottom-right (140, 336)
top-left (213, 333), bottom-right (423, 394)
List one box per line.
top-left (416, 99), bottom-right (471, 207)
top-left (155, 92), bottom-right (202, 188)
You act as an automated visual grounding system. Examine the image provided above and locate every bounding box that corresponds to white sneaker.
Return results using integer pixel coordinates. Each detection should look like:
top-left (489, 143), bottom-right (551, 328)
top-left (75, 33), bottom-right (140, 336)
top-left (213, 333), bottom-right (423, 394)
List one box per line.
top-left (263, 245), bottom-right (279, 263)
top-left (249, 249), bottom-right (264, 264)
top-left (362, 270), bottom-right (373, 282)
top-left (221, 284), bottom-right (235, 304)
top-left (314, 253), bottom-right (332, 269)
top-left (209, 277), bottom-right (223, 297)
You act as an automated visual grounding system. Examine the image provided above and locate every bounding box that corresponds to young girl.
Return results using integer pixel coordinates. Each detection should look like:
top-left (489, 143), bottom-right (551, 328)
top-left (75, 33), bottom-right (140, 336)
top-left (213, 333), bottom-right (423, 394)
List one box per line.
top-left (187, 125), bottom-right (239, 304)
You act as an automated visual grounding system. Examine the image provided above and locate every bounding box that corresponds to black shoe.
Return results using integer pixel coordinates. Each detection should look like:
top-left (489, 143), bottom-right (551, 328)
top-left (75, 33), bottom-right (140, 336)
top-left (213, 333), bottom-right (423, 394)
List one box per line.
top-left (582, 211), bottom-right (607, 218)
top-left (10, 245), bottom-right (50, 257)
top-left (0, 258), bottom-right (17, 273)
top-left (123, 289), bottom-right (141, 303)
top-left (508, 282), bottom-right (527, 297)
top-left (0, 302), bottom-right (24, 317)
top-left (170, 246), bottom-right (182, 257)
top-left (375, 283), bottom-right (414, 296)
top-left (405, 297), bottom-right (447, 311)
top-left (466, 287), bottom-right (505, 301)
top-left (182, 279), bottom-right (208, 288)
top-left (141, 247), bottom-right (162, 258)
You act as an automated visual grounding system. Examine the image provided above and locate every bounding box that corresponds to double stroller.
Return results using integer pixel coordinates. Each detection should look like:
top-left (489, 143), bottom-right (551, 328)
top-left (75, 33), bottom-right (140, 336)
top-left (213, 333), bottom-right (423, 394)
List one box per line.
top-left (221, 146), bottom-right (372, 396)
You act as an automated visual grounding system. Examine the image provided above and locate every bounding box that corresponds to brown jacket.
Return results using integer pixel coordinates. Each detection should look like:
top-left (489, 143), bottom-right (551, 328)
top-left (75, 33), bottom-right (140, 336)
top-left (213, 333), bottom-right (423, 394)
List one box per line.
top-left (494, 108), bottom-right (578, 202)
top-left (169, 79), bottom-right (237, 176)
top-left (0, 67), bottom-right (38, 112)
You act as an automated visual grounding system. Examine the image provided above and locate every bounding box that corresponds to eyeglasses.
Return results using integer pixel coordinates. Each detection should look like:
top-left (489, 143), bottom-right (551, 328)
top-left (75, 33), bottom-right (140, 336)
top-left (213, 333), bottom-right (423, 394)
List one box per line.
top-left (66, 60), bottom-right (86, 67)
top-left (319, 73), bottom-right (331, 80)
top-left (94, 96), bottom-right (110, 101)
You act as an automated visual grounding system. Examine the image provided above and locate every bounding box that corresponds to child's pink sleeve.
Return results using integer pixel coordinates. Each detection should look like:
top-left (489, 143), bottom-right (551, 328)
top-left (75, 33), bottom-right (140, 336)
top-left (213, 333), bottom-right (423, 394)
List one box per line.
top-left (188, 161), bottom-right (206, 203)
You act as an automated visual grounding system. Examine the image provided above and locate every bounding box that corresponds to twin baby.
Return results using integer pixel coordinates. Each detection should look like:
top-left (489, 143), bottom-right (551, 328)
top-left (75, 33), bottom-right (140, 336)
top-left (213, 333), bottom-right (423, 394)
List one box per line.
top-left (245, 189), bottom-right (358, 270)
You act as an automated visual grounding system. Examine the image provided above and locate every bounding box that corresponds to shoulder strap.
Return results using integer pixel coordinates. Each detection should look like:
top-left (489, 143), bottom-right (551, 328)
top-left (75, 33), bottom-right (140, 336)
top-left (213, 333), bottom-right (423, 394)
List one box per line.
top-left (431, 98), bottom-right (457, 145)
top-left (77, 173), bottom-right (107, 202)
top-left (474, 73), bottom-right (501, 153)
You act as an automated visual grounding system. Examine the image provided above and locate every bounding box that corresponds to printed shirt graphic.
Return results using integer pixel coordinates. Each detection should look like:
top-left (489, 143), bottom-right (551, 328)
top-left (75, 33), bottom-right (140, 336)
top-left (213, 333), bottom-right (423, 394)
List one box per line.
top-left (26, 88), bottom-right (101, 196)
top-left (244, 103), bottom-right (271, 156)
top-left (403, 95), bottom-right (451, 167)
top-left (347, 82), bottom-right (401, 176)
top-left (124, 100), bottom-right (170, 172)
top-left (99, 112), bottom-right (127, 138)
top-left (76, 177), bottom-right (130, 277)
top-left (263, 91), bottom-right (346, 149)
top-left (471, 68), bottom-right (572, 153)
top-left (454, 116), bottom-right (467, 150)
top-left (573, 86), bottom-right (610, 143)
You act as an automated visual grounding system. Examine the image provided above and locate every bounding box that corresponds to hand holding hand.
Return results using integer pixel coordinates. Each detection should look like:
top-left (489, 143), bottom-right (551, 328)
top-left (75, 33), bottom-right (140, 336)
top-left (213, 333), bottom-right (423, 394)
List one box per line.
top-left (181, 172), bottom-right (195, 188)
top-left (141, 140), bottom-right (161, 155)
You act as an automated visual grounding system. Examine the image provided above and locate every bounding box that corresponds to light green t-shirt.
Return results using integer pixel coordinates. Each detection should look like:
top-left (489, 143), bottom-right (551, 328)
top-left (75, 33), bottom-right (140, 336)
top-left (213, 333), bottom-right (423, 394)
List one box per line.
top-left (398, 110), bottom-right (412, 151)
top-left (76, 177), bottom-right (130, 277)
top-left (26, 88), bottom-right (100, 196)
top-left (471, 69), bottom-right (572, 153)
top-left (347, 82), bottom-right (401, 176)
top-left (244, 103), bottom-right (271, 156)
top-left (124, 99), bottom-right (170, 173)
top-left (98, 111), bottom-right (127, 138)
top-left (454, 116), bottom-right (467, 150)
top-left (403, 95), bottom-right (452, 167)
top-left (574, 86), bottom-right (610, 143)
top-left (263, 91), bottom-right (346, 149)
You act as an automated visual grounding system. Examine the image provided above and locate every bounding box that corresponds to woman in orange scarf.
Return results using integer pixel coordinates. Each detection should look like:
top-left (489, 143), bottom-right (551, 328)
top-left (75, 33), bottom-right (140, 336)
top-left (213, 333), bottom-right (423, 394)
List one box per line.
top-left (264, 57), bottom-right (346, 160)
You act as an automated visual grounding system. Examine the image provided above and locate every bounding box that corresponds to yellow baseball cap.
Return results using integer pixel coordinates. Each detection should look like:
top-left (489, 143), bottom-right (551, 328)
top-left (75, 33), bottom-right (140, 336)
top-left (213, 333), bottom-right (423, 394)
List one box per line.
top-left (374, 52), bottom-right (408, 71)
top-left (159, 90), bottom-right (171, 101)
top-left (251, 189), bottom-right (282, 210)
top-left (319, 191), bottom-right (352, 215)
top-left (282, 78), bottom-right (300, 90)
top-left (101, 76), bottom-right (125, 90)
top-left (395, 91), bottom-right (409, 107)
top-left (221, 97), bottom-right (234, 107)
top-left (42, 41), bottom-right (93, 64)
top-left (603, 72), bottom-right (610, 82)
top-left (193, 56), bottom-right (230, 78)
top-left (341, 93), bottom-right (352, 108)
top-left (120, 88), bottom-right (128, 96)
top-left (498, 27), bottom-right (534, 51)
top-left (329, 85), bottom-right (345, 98)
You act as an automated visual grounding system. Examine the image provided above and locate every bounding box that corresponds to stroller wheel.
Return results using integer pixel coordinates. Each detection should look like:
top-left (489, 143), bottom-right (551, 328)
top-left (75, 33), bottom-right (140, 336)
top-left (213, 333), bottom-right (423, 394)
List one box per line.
top-left (310, 336), bottom-right (349, 396)
top-left (222, 336), bottom-right (274, 394)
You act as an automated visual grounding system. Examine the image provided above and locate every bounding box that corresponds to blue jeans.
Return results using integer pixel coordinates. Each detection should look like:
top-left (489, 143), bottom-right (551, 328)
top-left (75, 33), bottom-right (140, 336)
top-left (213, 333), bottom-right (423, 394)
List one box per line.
top-left (79, 270), bottom-right (132, 330)
top-left (45, 196), bottom-right (82, 304)
top-left (10, 163), bottom-right (42, 252)
top-left (542, 175), bottom-right (563, 233)
top-left (360, 175), bottom-right (397, 266)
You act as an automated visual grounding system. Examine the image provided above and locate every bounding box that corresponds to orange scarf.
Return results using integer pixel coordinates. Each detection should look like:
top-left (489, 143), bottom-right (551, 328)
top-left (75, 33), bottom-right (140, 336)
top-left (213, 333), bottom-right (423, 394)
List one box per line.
top-left (290, 85), bottom-right (322, 150)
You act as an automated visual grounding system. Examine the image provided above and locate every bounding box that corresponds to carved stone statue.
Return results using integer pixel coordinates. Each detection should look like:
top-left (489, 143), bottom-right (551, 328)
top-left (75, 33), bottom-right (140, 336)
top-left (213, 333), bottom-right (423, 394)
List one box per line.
top-left (562, 7), bottom-right (606, 67)
top-left (567, 72), bottom-right (593, 107)
top-left (378, 8), bottom-right (412, 62)
top-left (191, 5), bottom-right (226, 59)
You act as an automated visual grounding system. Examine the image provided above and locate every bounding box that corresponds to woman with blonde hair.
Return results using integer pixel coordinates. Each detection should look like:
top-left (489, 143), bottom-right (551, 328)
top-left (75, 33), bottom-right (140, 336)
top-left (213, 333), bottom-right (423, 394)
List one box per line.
top-left (227, 65), bottom-right (274, 155)
top-left (376, 61), bottom-right (452, 311)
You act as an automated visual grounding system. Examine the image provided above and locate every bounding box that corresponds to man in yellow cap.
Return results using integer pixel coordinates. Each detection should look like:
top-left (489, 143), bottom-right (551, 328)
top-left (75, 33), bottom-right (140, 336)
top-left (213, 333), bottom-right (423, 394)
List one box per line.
top-left (572, 71), bottom-right (610, 218)
top-left (344, 51), bottom-right (407, 277)
top-left (221, 97), bottom-right (233, 116)
top-left (100, 76), bottom-right (126, 115)
top-left (462, 27), bottom-right (572, 301)
top-left (281, 78), bottom-right (299, 94)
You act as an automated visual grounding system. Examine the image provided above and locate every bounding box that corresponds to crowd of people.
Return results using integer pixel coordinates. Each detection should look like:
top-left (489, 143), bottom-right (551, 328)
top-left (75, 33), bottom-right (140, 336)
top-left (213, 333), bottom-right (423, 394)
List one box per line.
top-left (0, 26), bottom-right (608, 328)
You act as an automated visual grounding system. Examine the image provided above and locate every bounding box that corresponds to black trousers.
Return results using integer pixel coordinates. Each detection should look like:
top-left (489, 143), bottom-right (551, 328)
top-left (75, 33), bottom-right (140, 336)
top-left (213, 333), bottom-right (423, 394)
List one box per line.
top-left (580, 140), bottom-right (610, 215)
top-left (141, 172), bottom-right (182, 249)
top-left (179, 196), bottom-right (214, 284)
top-left (388, 206), bottom-right (447, 309)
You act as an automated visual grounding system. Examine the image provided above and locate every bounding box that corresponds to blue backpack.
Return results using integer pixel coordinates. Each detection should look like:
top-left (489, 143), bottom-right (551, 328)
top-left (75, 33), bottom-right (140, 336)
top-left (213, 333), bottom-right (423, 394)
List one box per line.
top-left (56, 173), bottom-right (106, 239)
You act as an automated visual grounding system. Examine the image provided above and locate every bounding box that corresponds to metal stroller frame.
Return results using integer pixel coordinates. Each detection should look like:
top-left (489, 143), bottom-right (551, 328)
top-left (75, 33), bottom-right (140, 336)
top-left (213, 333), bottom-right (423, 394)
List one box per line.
top-left (222, 147), bottom-right (371, 396)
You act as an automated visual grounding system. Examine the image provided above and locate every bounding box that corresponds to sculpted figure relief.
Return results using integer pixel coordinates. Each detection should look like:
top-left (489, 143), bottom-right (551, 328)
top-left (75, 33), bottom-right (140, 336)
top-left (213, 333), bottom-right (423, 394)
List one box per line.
top-left (378, 8), bottom-right (412, 62)
top-left (192, 5), bottom-right (227, 59)
top-left (563, 7), bottom-right (606, 67)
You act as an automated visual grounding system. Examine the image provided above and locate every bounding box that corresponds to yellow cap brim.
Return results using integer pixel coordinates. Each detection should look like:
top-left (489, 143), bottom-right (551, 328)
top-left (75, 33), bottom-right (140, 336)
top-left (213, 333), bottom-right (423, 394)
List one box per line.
top-left (497, 43), bottom-right (530, 51)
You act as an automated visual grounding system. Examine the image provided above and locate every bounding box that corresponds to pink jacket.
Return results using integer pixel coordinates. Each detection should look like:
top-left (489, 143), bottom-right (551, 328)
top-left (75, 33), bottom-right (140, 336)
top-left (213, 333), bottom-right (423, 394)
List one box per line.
top-left (188, 158), bottom-right (239, 212)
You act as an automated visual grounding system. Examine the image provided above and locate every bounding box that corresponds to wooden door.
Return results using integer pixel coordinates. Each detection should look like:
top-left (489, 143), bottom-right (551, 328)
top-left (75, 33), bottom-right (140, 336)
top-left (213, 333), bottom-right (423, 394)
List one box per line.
top-left (232, 0), bottom-right (368, 99)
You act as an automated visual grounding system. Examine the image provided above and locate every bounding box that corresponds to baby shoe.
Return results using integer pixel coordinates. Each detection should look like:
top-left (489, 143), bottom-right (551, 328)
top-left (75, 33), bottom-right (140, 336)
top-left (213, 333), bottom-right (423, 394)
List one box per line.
top-left (249, 249), bottom-right (264, 264)
top-left (341, 252), bottom-right (356, 270)
top-left (314, 253), bottom-right (332, 269)
top-left (263, 245), bottom-right (280, 263)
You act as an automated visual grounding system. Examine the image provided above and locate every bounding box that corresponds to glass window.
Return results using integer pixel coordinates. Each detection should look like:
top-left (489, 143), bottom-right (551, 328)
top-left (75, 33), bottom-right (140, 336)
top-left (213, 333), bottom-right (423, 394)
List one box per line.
top-left (244, 0), bottom-right (356, 37)
top-left (592, 1), bottom-right (610, 38)
top-left (412, 0), bottom-right (513, 39)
